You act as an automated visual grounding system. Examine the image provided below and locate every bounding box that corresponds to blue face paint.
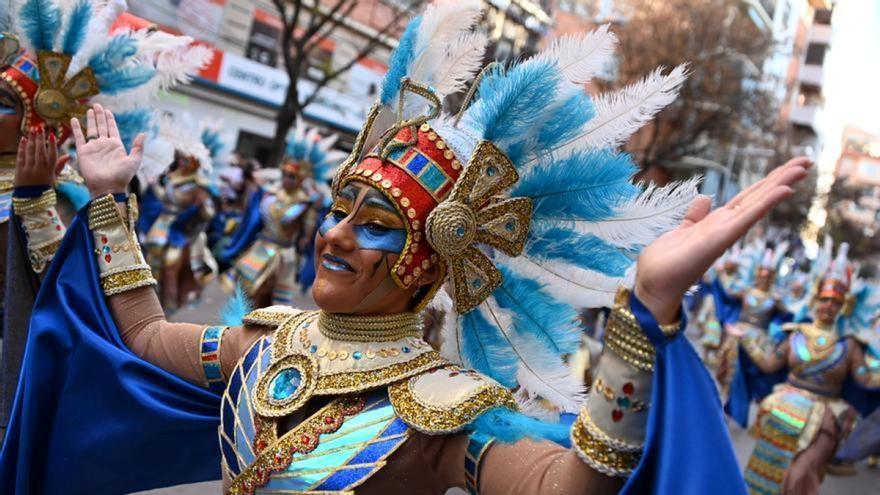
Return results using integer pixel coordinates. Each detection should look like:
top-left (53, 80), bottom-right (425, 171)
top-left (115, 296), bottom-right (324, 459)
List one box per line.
top-left (0, 105), bottom-right (17, 116)
top-left (318, 211), bottom-right (407, 254)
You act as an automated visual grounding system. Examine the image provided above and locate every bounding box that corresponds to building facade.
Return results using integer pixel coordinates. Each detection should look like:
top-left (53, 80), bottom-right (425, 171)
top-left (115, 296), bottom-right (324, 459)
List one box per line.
top-left (129, 0), bottom-right (552, 166)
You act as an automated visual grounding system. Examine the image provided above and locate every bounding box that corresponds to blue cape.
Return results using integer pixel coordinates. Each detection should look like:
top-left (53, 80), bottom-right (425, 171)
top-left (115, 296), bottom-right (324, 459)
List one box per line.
top-left (0, 210), bottom-right (221, 494)
top-left (136, 186), bottom-right (164, 236)
top-left (623, 294), bottom-right (747, 494)
top-left (220, 188), bottom-right (264, 263)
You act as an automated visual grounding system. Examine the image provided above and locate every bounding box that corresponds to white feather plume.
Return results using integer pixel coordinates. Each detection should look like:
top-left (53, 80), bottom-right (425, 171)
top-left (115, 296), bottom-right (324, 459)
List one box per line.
top-left (426, 32), bottom-right (488, 98)
top-left (550, 177), bottom-right (701, 249)
top-left (536, 24), bottom-right (617, 85)
top-left (138, 133), bottom-right (175, 181)
top-left (435, 285), bottom-right (464, 364)
top-left (553, 64), bottom-right (688, 157)
top-left (411, 0), bottom-right (482, 61)
top-left (500, 254), bottom-right (635, 309)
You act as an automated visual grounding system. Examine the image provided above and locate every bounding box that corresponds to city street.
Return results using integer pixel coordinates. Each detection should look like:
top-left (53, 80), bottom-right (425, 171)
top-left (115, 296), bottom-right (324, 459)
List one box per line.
top-left (136, 282), bottom-right (880, 495)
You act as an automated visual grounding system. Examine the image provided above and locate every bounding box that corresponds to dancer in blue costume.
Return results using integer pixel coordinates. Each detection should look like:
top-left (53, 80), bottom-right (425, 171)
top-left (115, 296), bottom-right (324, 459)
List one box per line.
top-left (722, 241), bottom-right (794, 426)
top-left (0, 0), bottom-right (210, 430)
top-left (221, 119), bottom-right (343, 306)
top-left (3, 1), bottom-right (812, 493)
top-left (743, 242), bottom-right (880, 494)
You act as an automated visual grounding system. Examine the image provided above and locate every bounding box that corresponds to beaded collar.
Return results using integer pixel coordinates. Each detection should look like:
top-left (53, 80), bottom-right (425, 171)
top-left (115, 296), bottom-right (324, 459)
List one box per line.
top-left (272, 311), bottom-right (448, 397)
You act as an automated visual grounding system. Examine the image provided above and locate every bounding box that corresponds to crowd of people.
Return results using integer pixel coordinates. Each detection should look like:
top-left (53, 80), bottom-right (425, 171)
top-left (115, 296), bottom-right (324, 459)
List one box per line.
top-left (0, 1), bottom-right (873, 495)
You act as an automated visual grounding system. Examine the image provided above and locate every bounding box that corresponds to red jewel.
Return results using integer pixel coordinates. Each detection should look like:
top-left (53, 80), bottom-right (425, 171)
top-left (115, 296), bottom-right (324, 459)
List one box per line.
top-left (55, 225), bottom-right (62, 231)
top-left (612, 409), bottom-right (624, 422)
top-left (101, 236), bottom-right (108, 244)
top-left (256, 439), bottom-right (267, 450)
top-left (622, 382), bottom-right (634, 396)
top-left (104, 254), bottom-right (112, 263)
top-left (449, 371), bottom-right (459, 377)
top-left (300, 435), bottom-right (310, 444)
top-left (324, 416), bottom-right (334, 424)
top-left (274, 452), bottom-right (283, 463)
top-left (47, 210), bottom-right (53, 217)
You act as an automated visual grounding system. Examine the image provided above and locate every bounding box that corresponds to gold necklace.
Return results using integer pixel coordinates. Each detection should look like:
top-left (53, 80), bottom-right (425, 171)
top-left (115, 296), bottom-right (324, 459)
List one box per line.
top-left (801, 323), bottom-right (837, 358)
top-left (318, 311), bottom-right (423, 342)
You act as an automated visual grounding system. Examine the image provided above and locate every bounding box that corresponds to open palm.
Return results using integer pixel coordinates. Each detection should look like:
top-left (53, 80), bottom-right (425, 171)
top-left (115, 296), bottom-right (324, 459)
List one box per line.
top-left (71, 104), bottom-right (145, 198)
top-left (634, 158), bottom-right (812, 323)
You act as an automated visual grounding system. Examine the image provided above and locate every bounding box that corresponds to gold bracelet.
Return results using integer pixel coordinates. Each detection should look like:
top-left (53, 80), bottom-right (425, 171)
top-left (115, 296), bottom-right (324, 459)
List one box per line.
top-left (571, 408), bottom-right (642, 477)
top-left (13, 189), bottom-right (57, 216)
top-left (100, 265), bottom-right (157, 295)
top-left (605, 292), bottom-right (656, 372)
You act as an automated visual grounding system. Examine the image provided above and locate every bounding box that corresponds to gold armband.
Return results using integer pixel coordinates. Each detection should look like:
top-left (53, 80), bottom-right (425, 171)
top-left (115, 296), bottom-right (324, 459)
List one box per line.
top-left (573, 287), bottom-right (659, 477)
top-left (13, 189), bottom-right (65, 273)
top-left (88, 194), bottom-right (156, 295)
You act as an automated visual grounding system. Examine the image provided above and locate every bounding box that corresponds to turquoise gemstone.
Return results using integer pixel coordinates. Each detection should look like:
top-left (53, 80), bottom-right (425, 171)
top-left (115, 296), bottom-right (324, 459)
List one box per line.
top-left (473, 279), bottom-right (482, 289)
top-left (505, 221), bottom-right (515, 232)
top-left (102, 246), bottom-right (111, 253)
top-left (455, 226), bottom-right (466, 238)
top-left (270, 368), bottom-right (301, 402)
top-left (310, 345), bottom-right (317, 354)
top-left (617, 396), bottom-right (631, 408)
top-left (402, 346), bottom-right (411, 354)
top-left (487, 166), bottom-right (496, 177)
top-left (817, 336), bottom-right (827, 346)
top-left (353, 351), bottom-right (362, 360)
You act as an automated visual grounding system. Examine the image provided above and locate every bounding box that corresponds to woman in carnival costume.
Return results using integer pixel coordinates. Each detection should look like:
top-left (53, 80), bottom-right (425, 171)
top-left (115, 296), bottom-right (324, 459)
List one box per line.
top-left (1, 2), bottom-right (812, 493)
top-left (221, 119), bottom-right (344, 306)
top-left (743, 242), bottom-right (880, 494)
top-left (719, 241), bottom-right (794, 426)
top-left (0, 0), bottom-right (209, 429)
top-left (138, 114), bottom-right (220, 310)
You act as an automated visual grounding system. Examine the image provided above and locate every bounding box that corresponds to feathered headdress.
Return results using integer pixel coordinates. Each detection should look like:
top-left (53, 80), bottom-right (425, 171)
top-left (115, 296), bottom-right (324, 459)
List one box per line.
top-left (152, 112), bottom-right (214, 175)
top-left (283, 117), bottom-right (346, 190)
top-left (0, 0), bottom-right (210, 145)
top-left (333, 0), bottom-right (696, 413)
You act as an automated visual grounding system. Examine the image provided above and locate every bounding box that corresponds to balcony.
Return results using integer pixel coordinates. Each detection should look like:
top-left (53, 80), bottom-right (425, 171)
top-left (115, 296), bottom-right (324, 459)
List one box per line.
top-left (809, 24), bottom-right (832, 44)
top-left (799, 64), bottom-right (825, 87)
top-left (790, 105), bottom-right (819, 130)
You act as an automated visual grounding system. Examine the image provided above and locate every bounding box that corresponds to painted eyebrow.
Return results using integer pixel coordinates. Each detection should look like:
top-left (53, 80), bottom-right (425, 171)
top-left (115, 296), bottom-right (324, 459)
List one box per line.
top-left (338, 184), bottom-right (361, 201)
top-left (363, 190), bottom-right (397, 213)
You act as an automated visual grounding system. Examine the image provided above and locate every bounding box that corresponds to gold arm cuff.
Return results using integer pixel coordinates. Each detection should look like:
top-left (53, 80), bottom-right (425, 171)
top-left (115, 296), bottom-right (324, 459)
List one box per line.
top-left (100, 266), bottom-right (157, 296)
top-left (29, 238), bottom-right (62, 273)
top-left (571, 409), bottom-right (642, 477)
top-left (13, 189), bottom-right (57, 216)
top-left (605, 289), bottom-right (656, 372)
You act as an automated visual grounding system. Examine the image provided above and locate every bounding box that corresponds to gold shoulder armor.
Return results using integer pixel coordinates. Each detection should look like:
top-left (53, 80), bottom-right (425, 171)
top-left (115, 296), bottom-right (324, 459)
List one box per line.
top-left (243, 306), bottom-right (303, 328)
top-left (388, 365), bottom-right (517, 434)
top-left (781, 322), bottom-right (803, 333)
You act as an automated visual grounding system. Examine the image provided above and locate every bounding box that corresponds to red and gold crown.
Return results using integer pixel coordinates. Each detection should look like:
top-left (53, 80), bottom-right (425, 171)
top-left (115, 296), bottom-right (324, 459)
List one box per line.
top-left (818, 273), bottom-right (851, 301)
top-left (341, 123), bottom-right (463, 289)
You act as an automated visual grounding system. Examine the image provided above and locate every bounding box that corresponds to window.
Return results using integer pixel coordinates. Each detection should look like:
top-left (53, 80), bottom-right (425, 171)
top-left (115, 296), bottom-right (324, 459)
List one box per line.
top-left (805, 43), bottom-right (827, 65)
top-left (814, 9), bottom-right (832, 25)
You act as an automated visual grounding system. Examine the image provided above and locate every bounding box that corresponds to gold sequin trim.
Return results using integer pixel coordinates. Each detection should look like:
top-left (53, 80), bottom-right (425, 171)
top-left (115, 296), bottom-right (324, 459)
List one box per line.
top-left (317, 351), bottom-right (448, 395)
top-left (88, 194), bottom-right (124, 230)
top-left (100, 267), bottom-right (157, 296)
top-left (29, 238), bottom-right (62, 273)
top-left (571, 410), bottom-right (642, 477)
top-left (242, 308), bottom-right (299, 328)
top-left (388, 374), bottom-right (517, 434)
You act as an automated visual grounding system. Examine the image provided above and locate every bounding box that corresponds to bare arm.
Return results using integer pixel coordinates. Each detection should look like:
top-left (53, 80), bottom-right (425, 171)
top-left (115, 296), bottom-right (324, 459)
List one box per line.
top-left (741, 330), bottom-right (789, 373)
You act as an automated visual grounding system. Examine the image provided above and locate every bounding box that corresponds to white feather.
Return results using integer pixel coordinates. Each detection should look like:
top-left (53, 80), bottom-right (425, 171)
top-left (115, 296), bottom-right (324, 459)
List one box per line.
top-left (69, 0), bottom-right (127, 73)
top-left (435, 285), bottom-right (464, 364)
top-left (536, 24), bottom-right (617, 85)
top-left (412, 0), bottom-right (482, 61)
top-left (500, 253), bottom-right (634, 309)
top-left (552, 64), bottom-right (688, 157)
top-left (139, 133), bottom-right (175, 180)
top-left (549, 177), bottom-right (700, 249)
top-left (426, 32), bottom-right (488, 98)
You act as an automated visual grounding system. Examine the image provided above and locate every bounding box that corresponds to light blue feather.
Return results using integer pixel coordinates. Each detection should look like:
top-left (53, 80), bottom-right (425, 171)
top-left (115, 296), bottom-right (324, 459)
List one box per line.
top-left (89, 35), bottom-right (156, 94)
top-left (0, 1), bottom-right (11, 32)
top-left (469, 408), bottom-right (572, 446)
top-left (114, 109), bottom-right (154, 152)
top-left (55, 181), bottom-right (90, 211)
top-left (514, 149), bottom-right (639, 222)
top-left (460, 308), bottom-right (518, 388)
top-left (526, 227), bottom-right (633, 277)
top-left (493, 264), bottom-right (580, 356)
top-left (506, 90), bottom-right (594, 165)
top-left (201, 128), bottom-right (224, 160)
top-left (19, 0), bottom-right (61, 51)
top-left (285, 138), bottom-right (308, 161)
top-left (60, 0), bottom-right (91, 55)
top-left (379, 16), bottom-right (422, 105)
top-left (221, 285), bottom-right (253, 327)
top-left (465, 60), bottom-right (559, 163)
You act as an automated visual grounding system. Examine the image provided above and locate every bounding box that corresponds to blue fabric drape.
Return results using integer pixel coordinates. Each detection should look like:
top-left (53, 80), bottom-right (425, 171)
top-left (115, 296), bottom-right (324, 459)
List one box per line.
top-left (136, 186), bottom-right (164, 236)
top-left (220, 188), bottom-right (264, 263)
top-left (0, 210), bottom-right (221, 494)
top-left (623, 293), bottom-right (747, 495)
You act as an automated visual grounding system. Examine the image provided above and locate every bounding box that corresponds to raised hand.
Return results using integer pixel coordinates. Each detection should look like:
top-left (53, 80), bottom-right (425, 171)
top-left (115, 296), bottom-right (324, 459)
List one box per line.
top-left (71, 103), bottom-right (145, 198)
top-left (14, 129), bottom-right (70, 187)
top-left (634, 157), bottom-right (812, 324)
